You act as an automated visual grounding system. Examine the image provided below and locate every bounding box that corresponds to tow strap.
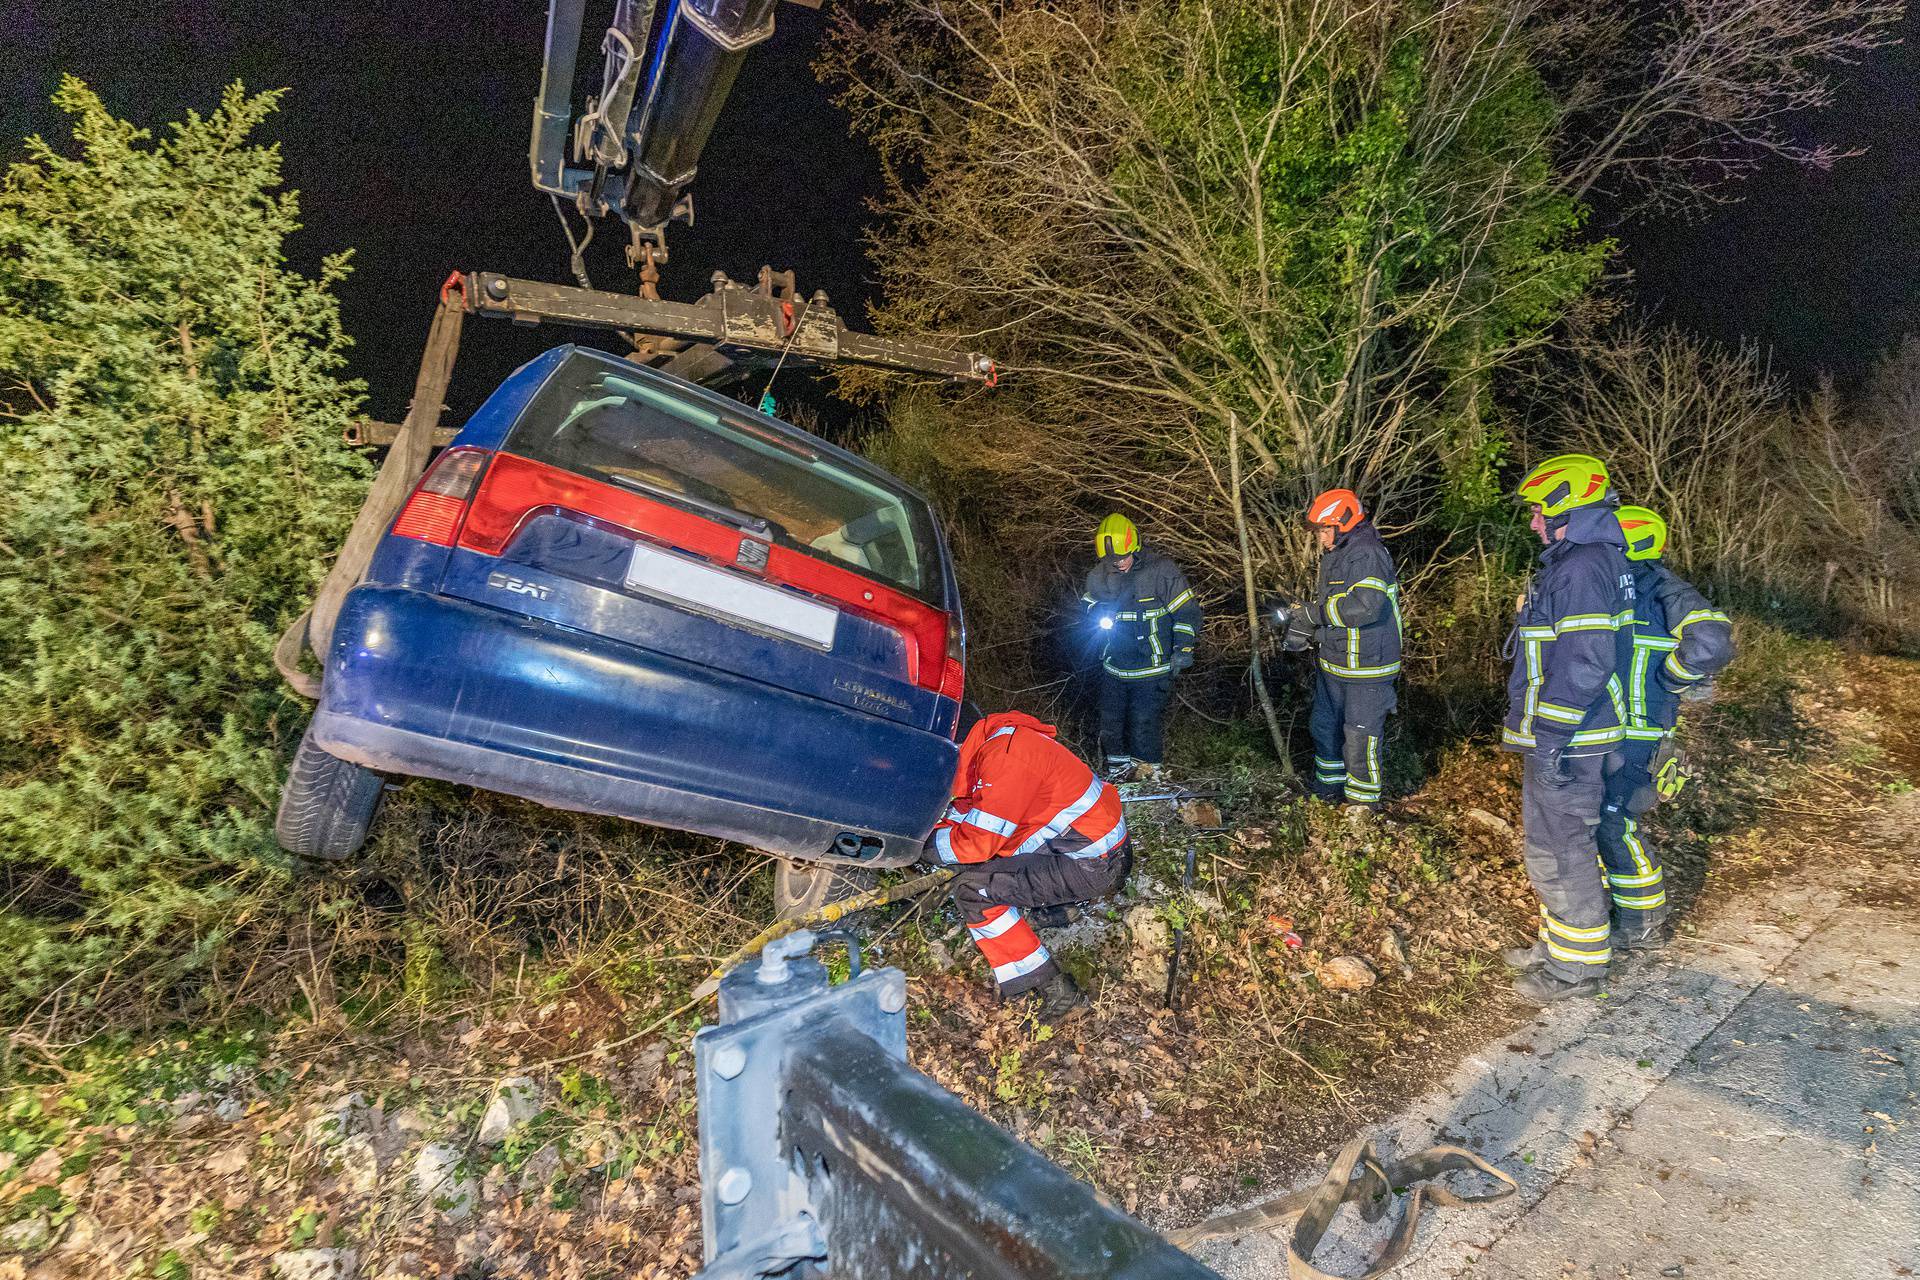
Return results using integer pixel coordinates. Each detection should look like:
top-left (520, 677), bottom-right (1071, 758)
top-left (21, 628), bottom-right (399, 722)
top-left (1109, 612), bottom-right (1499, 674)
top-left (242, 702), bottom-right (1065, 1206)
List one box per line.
top-left (1167, 1137), bottom-right (1517, 1279)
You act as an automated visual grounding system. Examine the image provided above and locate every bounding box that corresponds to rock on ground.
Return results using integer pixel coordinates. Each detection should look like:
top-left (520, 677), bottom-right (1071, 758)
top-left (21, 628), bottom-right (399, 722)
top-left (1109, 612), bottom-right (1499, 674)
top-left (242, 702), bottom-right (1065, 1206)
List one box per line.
top-left (303, 1093), bottom-right (369, 1147)
top-left (411, 1142), bottom-right (478, 1220)
top-left (1124, 903), bottom-right (1172, 987)
top-left (476, 1076), bottom-right (541, 1144)
top-left (1464, 807), bottom-right (1512, 835)
top-left (1, 1214), bottom-right (52, 1252)
top-left (1315, 955), bottom-right (1377, 992)
top-left (272, 1247), bottom-right (359, 1280)
top-left (336, 1133), bottom-right (381, 1195)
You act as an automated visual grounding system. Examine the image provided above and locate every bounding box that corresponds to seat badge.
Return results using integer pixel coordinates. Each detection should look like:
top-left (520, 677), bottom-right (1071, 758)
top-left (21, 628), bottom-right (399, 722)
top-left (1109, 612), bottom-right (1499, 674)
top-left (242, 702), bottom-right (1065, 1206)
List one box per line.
top-left (735, 536), bottom-right (770, 573)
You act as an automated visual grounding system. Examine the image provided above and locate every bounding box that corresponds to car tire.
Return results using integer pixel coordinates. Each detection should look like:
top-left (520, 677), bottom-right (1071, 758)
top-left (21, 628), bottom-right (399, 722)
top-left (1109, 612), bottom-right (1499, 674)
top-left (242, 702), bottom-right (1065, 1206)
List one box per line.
top-left (772, 859), bottom-right (878, 921)
top-left (276, 727), bottom-right (385, 861)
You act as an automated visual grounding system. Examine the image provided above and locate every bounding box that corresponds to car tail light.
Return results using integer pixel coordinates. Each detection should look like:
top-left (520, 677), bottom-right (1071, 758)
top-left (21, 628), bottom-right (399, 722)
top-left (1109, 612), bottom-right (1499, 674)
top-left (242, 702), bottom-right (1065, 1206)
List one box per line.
top-left (391, 448), bottom-right (490, 546)
top-left (936, 614), bottom-right (965, 701)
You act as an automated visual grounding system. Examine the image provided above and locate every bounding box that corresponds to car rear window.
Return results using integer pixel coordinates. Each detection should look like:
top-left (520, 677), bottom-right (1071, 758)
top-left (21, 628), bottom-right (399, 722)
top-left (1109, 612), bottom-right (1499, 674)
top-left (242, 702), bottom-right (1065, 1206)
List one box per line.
top-left (505, 354), bottom-right (943, 602)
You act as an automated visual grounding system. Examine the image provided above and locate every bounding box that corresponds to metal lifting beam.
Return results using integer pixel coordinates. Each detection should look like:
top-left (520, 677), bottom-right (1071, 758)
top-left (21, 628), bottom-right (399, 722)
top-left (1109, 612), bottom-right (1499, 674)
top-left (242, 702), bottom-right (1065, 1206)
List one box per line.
top-left (462, 271), bottom-right (997, 384)
top-left (693, 931), bottom-right (1220, 1280)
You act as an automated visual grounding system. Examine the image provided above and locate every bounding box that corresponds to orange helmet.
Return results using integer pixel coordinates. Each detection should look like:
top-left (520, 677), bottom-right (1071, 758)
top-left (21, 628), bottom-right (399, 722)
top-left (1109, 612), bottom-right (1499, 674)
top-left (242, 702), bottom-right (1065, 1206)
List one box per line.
top-left (1305, 488), bottom-right (1364, 533)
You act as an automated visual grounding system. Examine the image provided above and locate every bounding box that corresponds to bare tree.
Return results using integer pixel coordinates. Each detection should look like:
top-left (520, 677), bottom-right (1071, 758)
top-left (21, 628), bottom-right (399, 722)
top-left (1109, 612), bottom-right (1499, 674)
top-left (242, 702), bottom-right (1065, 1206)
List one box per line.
top-left (1546, 0), bottom-right (1904, 213)
top-left (1542, 322), bottom-right (1791, 593)
top-left (828, 0), bottom-right (1605, 617)
top-left (1542, 322), bottom-right (1920, 642)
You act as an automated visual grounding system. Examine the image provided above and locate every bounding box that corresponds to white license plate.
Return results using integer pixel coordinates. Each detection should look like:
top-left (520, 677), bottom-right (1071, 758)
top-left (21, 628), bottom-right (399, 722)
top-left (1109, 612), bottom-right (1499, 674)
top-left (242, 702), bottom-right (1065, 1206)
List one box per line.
top-left (623, 541), bottom-right (838, 650)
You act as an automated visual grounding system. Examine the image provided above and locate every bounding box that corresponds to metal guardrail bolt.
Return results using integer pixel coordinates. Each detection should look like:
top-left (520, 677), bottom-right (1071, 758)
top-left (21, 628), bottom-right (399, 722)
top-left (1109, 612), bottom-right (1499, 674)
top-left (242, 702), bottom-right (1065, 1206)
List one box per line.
top-left (712, 1045), bottom-right (747, 1080)
top-left (757, 929), bottom-right (816, 986)
top-left (717, 1168), bottom-right (753, 1205)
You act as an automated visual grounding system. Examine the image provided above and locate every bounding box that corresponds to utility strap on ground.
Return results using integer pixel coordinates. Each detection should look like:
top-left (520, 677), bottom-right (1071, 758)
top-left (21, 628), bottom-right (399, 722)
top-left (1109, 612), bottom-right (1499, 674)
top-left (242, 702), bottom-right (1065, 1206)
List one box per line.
top-left (1166, 1136), bottom-right (1516, 1279)
top-left (691, 867), bottom-right (957, 1001)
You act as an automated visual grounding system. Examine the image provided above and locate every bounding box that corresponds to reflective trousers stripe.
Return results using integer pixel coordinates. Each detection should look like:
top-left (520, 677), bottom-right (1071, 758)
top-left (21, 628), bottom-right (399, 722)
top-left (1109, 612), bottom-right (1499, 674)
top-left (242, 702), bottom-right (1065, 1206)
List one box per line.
top-left (1345, 735), bottom-right (1381, 802)
top-left (967, 905), bottom-right (1052, 989)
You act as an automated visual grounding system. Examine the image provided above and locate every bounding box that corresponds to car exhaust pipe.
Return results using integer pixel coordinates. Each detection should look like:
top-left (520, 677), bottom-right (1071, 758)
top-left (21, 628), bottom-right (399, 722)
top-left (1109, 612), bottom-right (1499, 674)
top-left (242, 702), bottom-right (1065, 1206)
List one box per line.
top-left (831, 832), bottom-right (886, 861)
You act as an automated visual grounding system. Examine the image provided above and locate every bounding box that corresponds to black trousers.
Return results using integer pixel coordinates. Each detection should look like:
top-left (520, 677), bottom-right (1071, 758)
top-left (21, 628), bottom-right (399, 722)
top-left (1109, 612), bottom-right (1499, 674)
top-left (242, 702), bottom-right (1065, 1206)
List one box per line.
top-left (1307, 671), bottom-right (1397, 804)
top-left (949, 842), bottom-right (1133, 995)
top-left (1099, 671), bottom-right (1172, 767)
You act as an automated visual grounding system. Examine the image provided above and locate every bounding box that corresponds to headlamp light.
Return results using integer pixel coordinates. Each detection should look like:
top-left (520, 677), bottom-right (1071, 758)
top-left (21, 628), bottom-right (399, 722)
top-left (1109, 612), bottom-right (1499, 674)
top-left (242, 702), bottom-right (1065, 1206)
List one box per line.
top-left (1097, 615), bottom-right (1115, 631)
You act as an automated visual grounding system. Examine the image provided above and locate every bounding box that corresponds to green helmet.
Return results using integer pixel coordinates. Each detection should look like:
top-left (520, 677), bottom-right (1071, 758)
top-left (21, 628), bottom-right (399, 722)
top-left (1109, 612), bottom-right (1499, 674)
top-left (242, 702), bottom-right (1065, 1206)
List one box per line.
top-left (1616, 505), bottom-right (1668, 561)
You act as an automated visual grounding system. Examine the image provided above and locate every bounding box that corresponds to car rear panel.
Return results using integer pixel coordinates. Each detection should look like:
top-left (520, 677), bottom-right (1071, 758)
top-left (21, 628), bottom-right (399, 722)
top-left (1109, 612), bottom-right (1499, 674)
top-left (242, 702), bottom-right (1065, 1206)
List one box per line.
top-left (315, 585), bottom-right (957, 857)
top-left (437, 452), bottom-right (947, 731)
top-left (437, 534), bottom-right (941, 726)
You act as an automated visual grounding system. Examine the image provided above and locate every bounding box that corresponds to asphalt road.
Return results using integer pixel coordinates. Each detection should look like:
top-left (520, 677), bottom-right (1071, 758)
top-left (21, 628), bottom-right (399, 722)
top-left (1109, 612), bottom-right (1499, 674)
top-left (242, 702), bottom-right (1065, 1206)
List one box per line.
top-left (1193, 796), bottom-right (1920, 1280)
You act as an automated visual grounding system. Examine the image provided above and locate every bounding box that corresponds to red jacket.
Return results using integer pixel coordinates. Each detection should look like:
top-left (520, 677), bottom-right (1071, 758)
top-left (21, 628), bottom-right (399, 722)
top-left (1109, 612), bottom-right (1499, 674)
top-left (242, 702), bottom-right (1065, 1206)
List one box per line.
top-left (927, 711), bottom-right (1127, 865)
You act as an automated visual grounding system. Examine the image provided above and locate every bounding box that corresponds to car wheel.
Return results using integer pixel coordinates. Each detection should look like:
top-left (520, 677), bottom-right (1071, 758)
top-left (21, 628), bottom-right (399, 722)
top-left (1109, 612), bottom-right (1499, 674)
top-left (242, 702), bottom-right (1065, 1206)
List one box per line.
top-left (276, 726), bottom-right (386, 861)
top-left (772, 859), bottom-right (878, 921)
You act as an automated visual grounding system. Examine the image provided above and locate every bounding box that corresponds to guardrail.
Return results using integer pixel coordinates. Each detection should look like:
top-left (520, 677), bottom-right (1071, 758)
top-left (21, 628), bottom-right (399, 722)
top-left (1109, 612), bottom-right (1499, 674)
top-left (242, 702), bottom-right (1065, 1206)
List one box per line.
top-left (692, 930), bottom-right (1222, 1280)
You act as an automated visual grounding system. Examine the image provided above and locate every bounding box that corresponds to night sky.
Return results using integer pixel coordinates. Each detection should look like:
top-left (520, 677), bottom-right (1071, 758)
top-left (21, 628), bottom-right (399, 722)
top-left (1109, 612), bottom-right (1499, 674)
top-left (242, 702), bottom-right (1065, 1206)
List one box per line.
top-left (3, 1), bottom-right (1914, 415)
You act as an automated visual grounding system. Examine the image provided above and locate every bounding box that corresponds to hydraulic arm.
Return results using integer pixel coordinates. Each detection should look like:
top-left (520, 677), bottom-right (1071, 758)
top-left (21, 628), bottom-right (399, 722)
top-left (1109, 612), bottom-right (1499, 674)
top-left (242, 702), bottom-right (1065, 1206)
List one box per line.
top-left (524, 0), bottom-right (992, 385)
top-left (534, 0), bottom-right (798, 259)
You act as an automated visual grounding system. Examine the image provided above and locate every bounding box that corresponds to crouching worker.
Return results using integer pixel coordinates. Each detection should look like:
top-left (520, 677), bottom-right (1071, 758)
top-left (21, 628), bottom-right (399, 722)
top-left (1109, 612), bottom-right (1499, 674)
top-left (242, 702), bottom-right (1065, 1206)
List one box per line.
top-left (925, 710), bottom-right (1133, 1020)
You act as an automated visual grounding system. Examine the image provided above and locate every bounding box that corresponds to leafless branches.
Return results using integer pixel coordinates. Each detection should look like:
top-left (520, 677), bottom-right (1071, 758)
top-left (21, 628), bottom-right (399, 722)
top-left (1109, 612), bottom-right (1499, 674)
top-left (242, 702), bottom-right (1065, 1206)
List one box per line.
top-left (829, 0), bottom-right (1587, 604)
top-left (1546, 0), bottom-right (1904, 214)
top-left (1542, 322), bottom-right (1920, 641)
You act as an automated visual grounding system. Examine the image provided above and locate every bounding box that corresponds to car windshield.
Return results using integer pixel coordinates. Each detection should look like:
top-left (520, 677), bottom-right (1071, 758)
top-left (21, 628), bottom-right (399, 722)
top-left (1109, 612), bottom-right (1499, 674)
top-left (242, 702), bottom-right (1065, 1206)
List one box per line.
top-left (506, 355), bottom-right (940, 601)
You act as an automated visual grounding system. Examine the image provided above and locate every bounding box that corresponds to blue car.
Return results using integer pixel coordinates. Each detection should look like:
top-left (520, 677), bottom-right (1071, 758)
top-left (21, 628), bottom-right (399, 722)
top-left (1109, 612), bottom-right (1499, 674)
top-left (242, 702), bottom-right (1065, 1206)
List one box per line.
top-left (277, 346), bottom-right (965, 904)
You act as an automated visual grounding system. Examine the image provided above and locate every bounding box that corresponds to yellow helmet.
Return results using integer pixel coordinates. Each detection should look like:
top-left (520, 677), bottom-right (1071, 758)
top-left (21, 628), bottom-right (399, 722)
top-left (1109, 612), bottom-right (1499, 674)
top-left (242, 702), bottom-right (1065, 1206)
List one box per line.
top-left (1517, 454), bottom-right (1610, 518)
top-left (1095, 512), bottom-right (1140, 560)
top-left (1616, 505), bottom-right (1668, 561)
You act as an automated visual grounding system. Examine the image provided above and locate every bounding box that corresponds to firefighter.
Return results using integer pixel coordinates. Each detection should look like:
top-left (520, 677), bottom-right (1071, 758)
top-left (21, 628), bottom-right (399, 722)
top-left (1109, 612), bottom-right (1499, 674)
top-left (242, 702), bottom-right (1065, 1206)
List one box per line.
top-left (1597, 505), bottom-right (1735, 949)
top-left (1501, 454), bottom-right (1637, 1004)
top-left (924, 709), bottom-right (1132, 1019)
top-left (1081, 514), bottom-right (1200, 781)
top-left (1301, 489), bottom-right (1402, 810)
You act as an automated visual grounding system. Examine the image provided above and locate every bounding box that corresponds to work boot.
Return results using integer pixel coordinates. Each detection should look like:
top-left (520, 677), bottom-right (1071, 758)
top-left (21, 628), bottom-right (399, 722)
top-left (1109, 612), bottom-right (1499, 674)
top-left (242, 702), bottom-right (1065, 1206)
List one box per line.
top-left (1104, 757), bottom-right (1136, 783)
top-left (1340, 802), bottom-right (1375, 823)
top-left (1031, 970), bottom-right (1089, 1022)
top-left (1611, 924), bottom-right (1671, 954)
top-left (1026, 904), bottom-right (1082, 930)
top-left (1511, 968), bottom-right (1604, 1005)
top-left (1503, 941), bottom-right (1547, 973)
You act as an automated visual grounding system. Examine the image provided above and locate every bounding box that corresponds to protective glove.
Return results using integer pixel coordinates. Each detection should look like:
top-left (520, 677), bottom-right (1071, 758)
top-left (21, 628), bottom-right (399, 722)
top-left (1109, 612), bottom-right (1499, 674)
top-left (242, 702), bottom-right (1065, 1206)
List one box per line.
top-left (1173, 649), bottom-right (1195, 673)
top-left (1651, 735), bottom-right (1688, 800)
top-left (1313, 625), bottom-right (1334, 646)
top-left (1681, 679), bottom-right (1716, 703)
top-left (918, 827), bottom-right (954, 869)
top-left (1533, 746), bottom-right (1572, 788)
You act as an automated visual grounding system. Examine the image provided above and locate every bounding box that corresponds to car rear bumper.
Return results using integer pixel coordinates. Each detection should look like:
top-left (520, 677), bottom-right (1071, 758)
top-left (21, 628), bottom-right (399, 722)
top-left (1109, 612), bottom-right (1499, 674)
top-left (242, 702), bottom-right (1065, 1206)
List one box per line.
top-left (317, 585), bottom-right (956, 863)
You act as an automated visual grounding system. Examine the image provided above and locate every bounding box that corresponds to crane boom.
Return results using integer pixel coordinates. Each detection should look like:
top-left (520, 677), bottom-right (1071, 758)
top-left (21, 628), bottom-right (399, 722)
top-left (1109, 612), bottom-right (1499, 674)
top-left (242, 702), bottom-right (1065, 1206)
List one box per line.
top-left (523, 0), bottom-right (992, 385)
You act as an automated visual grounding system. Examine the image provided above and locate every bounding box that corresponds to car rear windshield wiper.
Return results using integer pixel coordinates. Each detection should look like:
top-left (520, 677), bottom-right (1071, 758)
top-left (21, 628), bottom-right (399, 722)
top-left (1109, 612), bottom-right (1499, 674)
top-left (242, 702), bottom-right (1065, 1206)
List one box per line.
top-left (607, 473), bottom-right (774, 539)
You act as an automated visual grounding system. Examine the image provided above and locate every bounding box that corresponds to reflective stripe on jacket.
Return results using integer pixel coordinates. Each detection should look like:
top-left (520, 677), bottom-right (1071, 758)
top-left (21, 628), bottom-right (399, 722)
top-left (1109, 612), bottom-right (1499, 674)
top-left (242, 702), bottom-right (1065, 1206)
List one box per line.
top-left (1624, 561), bottom-right (1735, 739)
top-left (1082, 548), bottom-right (1200, 679)
top-left (926, 711), bottom-right (1127, 865)
top-left (1503, 505), bottom-right (1637, 756)
top-left (1313, 519), bottom-right (1401, 680)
